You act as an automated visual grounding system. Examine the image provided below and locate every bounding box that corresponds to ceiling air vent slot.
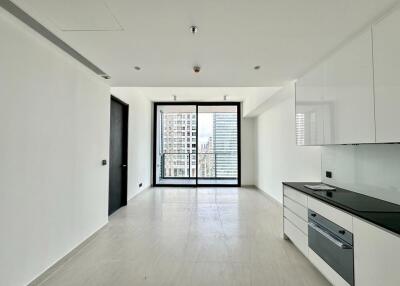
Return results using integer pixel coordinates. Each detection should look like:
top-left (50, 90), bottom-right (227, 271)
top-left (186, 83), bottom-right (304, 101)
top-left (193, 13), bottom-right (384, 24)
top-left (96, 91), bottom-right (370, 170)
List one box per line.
top-left (0, 0), bottom-right (108, 77)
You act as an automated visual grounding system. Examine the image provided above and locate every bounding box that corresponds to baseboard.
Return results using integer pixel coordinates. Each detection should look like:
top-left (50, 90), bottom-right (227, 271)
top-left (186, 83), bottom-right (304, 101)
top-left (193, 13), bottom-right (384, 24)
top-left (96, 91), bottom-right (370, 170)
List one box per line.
top-left (128, 185), bottom-right (151, 202)
top-left (241, 184), bottom-right (257, 189)
top-left (254, 186), bottom-right (282, 206)
top-left (28, 222), bottom-right (108, 286)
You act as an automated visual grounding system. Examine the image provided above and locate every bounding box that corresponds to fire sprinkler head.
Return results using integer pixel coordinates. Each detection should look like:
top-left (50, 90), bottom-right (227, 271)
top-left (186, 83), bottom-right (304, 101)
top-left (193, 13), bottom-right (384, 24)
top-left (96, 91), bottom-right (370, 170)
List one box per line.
top-left (190, 25), bottom-right (198, 35)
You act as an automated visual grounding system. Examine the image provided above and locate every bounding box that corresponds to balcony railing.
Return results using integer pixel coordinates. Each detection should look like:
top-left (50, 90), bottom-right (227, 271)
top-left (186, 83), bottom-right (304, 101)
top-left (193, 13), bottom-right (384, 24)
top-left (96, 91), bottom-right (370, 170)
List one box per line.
top-left (161, 152), bottom-right (238, 179)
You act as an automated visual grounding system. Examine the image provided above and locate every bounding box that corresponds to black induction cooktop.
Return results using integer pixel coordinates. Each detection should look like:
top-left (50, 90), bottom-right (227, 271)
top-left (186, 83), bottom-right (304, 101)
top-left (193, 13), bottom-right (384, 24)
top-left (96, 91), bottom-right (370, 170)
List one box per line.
top-left (310, 189), bottom-right (400, 213)
top-left (283, 182), bottom-right (400, 235)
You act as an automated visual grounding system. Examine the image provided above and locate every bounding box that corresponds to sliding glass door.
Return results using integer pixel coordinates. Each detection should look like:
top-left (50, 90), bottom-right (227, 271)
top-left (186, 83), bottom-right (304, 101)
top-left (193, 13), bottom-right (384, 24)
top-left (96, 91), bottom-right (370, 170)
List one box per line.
top-left (153, 102), bottom-right (240, 187)
top-left (154, 105), bottom-right (197, 185)
top-left (197, 105), bottom-right (239, 185)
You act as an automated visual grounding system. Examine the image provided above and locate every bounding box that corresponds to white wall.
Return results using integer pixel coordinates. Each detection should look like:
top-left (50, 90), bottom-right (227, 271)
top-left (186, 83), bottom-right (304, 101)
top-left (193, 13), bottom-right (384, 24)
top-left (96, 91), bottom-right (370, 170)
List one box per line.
top-left (242, 87), bottom-right (282, 117)
top-left (254, 83), bottom-right (321, 203)
top-left (0, 9), bottom-right (110, 286)
top-left (241, 110), bottom-right (255, 185)
top-left (110, 88), bottom-right (152, 199)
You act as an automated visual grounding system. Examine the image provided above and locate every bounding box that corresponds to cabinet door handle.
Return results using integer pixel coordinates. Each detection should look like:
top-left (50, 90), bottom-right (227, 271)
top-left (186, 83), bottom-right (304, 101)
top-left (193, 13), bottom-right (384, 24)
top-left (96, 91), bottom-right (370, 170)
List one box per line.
top-left (309, 222), bottom-right (352, 249)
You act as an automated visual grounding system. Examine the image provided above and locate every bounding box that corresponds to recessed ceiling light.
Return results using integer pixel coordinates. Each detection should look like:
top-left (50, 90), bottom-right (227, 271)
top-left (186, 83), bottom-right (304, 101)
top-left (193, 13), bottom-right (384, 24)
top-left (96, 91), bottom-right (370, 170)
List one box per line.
top-left (254, 65), bottom-right (261, 70)
top-left (134, 66), bottom-right (141, 71)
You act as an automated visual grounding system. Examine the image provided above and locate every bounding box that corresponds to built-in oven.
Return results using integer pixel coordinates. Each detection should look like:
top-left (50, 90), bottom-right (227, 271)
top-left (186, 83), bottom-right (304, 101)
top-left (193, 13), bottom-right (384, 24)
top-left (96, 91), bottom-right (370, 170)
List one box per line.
top-left (308, 210), bottom-right (354, 285)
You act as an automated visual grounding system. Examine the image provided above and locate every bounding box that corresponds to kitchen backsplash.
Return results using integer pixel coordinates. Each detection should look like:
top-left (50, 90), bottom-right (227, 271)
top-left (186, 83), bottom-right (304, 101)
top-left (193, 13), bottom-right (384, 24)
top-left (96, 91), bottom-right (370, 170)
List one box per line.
top-left (322, 144), bottom-right (400, 205)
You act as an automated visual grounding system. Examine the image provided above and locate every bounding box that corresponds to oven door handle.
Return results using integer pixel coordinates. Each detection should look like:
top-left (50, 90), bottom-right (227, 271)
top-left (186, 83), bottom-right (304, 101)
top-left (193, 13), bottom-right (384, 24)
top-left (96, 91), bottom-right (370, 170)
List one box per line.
top-left (309, 222), bottom-right (352, 249)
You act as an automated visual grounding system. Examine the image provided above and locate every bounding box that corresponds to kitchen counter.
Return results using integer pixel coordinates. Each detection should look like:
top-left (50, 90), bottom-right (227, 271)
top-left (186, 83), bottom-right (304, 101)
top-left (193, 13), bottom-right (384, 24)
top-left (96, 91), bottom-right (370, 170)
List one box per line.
top-left (283, 182), bottom-right (400, 236)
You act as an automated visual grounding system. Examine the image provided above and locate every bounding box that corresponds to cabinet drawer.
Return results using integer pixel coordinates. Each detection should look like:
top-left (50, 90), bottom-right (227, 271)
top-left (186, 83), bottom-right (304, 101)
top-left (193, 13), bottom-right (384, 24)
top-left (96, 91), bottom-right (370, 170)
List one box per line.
top-left (284, 196), bottom-right (308, 221)
top-left (284, 218), bottom-right (308, 257)
top-left (284, 186), bottom-right (307, 207)
top-left (284, 207), bottom-right (308, 235)
top-left (308, 196), bottom-right (353, 232)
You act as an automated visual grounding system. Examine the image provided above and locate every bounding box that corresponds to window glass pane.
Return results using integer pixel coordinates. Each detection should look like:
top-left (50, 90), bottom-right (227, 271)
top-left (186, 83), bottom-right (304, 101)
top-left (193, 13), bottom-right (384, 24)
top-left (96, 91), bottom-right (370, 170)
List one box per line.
top-left (155, 105), bottom-right (196, 185)
top-left (197, 105), bottom-right (238, 185)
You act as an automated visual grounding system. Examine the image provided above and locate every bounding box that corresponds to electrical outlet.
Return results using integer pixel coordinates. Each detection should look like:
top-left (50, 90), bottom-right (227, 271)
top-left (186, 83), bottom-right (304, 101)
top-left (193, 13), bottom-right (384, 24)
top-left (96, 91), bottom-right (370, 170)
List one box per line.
top-left (326, 171), bottom-right (332, 178)
top-left (139, 183), bottom-right (143, 188)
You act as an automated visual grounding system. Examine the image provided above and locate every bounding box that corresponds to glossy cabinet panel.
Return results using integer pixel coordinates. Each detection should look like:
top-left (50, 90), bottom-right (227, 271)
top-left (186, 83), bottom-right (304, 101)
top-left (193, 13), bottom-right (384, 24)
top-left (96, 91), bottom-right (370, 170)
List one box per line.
top-left (373, 7), bottom-right (400, 143)
top-left (284, 185), bottom-right (307, 207)
top-left (284, 218), bottom-right (309, 257)
top-left (295, 29), bottom-right (375, 145)
top-left (295, 63), bottom-right (325, 145)
top-left (308, 196), bottom-right (353, 232)
top-left (324, 29), bottom-right (375, 144)
top-left (353, 218), bottom-right (400, 286)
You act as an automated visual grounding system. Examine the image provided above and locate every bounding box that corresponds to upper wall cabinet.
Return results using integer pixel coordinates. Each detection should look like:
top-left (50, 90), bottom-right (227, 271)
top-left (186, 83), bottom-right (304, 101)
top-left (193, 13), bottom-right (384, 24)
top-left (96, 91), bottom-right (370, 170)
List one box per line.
top-left (323, 29), bottom-right (375, 144)
top-left (295, 63), bottom-right (325, 146)
top-left (373, 8), bottom-right (400, 143)
top-left (296, 29), bottom-right (375, 145)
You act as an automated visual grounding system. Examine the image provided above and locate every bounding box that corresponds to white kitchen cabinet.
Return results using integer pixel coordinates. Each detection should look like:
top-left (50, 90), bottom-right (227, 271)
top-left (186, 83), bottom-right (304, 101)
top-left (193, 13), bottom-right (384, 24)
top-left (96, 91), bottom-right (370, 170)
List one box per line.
top-left (373, 7), bottom-right (400, 143)
top-left (284, 196), bottom-right (308, 220)
top-left (323, 29), bottom-right (375, 144)
top-left (284, 207), bottom-right (308, 234)
top-left (295, 63), bottom-right (325, 146)
top-left (284, 218), bottom-right (308, 257)
top-left (295, 29), bottom-right (375, 145)
top-left (284, 185), bottom-right (307, 207)
top-left (283, 186), bottom-right (309, 257)
top-left (283, 184), bottom-right (400, 285)
top-left (353, 217), bottom-right (400, 286)
top-left (308, 196), bottom-right (353, 232)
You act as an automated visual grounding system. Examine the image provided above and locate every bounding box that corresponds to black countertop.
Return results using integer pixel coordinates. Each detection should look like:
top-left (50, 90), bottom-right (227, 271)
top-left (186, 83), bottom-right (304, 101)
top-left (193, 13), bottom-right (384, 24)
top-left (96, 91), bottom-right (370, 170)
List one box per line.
top-left (283, 182), bottom-right (400, 236)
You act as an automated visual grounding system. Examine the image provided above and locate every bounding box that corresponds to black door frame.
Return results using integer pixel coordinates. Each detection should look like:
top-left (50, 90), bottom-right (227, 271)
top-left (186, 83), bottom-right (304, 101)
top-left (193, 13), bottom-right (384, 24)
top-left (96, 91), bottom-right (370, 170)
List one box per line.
top-left (152, 101), bottom-right (241, 187)
top-left (109, 95), bottom-right (129, 215)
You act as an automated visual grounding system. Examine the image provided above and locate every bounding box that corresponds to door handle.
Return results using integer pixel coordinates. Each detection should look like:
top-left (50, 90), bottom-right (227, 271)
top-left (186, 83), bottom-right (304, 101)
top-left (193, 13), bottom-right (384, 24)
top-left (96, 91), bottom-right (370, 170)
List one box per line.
top-left (121, 164), bottom-right (127, 168)
top-left (309, 222), bottom-right (352, 249)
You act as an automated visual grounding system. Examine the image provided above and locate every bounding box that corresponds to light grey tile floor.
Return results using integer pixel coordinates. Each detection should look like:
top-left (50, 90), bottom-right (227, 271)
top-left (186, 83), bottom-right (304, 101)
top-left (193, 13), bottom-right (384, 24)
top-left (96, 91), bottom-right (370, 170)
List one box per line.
top-left (35, 187), bottom-right (330, 286)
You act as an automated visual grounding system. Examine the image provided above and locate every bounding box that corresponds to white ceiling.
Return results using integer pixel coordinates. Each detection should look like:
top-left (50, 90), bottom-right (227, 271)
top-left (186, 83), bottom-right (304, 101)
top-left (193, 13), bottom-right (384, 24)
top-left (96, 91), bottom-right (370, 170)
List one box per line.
top-left (11, 0), bottom-right (399, 87)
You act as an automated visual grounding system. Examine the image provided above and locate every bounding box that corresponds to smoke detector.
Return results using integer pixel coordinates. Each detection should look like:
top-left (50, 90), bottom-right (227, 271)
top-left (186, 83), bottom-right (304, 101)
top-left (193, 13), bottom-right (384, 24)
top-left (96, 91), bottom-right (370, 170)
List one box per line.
top-left (193, 65), bottom-right (201, 73)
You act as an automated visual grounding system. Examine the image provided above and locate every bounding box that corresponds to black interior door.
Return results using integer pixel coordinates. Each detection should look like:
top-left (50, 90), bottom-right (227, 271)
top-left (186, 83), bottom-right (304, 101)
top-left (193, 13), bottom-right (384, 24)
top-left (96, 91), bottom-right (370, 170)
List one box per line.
top-left (109, 96), bottom-right (128, 215)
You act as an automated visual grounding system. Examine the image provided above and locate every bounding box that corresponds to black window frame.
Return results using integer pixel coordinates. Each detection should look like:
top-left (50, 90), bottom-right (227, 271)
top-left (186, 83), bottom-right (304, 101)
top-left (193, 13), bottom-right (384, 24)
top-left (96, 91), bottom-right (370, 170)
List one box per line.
top-left (152, 102), bottom-right (241, 187)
